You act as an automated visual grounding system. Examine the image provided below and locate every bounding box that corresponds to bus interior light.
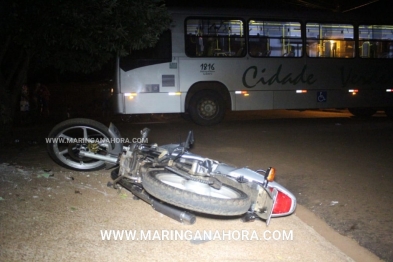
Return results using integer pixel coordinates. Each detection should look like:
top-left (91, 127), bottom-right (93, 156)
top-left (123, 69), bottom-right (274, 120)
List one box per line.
top-left (386, 89), bottom-right (392, 92)
top-left (296, 90), bottom-right (307, 93)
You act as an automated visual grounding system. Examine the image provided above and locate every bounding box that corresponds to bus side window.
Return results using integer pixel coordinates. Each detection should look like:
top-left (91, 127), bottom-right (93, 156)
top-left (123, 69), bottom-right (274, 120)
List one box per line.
top-left (185, 34), bottom-right (197, 57)
top-left (205, 37), bottom-right (216, 56)
top-left (307, 41), bottom-right (318, 57)
top-left (185, 18), bottom-right (245, 57)
top-left (248, 36), bottom-right (268, 57)
top-left (377, 41), bottom-right (393, 58)
top-left (248, 20), bottom-right (301, 58)
top-left (387, 42), bottom-right (393, 58)
top-left (359, 25), bottom-right (393, 59)
top-left (233, 38), bottom-right (246, 56)
top-left (306, 23), bottom-right (354, 58)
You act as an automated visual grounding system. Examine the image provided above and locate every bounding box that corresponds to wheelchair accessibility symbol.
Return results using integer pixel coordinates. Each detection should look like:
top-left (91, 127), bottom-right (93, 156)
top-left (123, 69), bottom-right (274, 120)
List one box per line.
top-left (317, 91), bottom-right (327, 102)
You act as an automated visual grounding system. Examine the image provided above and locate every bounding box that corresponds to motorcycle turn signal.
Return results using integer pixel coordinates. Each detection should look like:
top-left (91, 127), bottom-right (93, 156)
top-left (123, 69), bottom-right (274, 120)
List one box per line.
top-left (265, 167), bottom-right (276, 182)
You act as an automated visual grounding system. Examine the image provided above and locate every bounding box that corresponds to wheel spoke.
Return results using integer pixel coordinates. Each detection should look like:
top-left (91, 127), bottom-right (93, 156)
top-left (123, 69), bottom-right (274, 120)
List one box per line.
top-left (82, 127), bottom-right (88, 140)
top-left (58, 133), bottom-right (73, 140)
top-left (59, 149), bottom-right (68, 155)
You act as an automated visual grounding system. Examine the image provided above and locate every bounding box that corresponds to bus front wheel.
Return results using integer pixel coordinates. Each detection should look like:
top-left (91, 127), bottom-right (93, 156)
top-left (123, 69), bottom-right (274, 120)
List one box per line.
top-left (188, 90), bottom-right (225, 125)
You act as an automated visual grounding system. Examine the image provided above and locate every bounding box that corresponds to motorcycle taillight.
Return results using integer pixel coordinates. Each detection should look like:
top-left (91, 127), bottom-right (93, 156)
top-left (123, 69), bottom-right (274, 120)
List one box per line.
top-left (272, 190), bottom-right (293, 215)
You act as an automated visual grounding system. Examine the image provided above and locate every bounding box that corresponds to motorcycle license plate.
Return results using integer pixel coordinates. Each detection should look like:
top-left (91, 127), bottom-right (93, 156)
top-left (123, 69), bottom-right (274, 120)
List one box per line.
top-left (254, 186), bottom-right (277, 225)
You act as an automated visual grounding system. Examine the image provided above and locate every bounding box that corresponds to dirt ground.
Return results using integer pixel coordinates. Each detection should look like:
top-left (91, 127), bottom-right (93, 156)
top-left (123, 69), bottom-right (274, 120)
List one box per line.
top-left (0, 110), bottom-right (391, 261)
top-left (0, 162), bottom-right (351, 262)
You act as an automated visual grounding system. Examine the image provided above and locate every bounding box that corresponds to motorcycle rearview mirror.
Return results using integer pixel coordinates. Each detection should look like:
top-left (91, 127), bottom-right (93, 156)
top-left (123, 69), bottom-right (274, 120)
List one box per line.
top-left (183, 130), bottom-right (194, 150)
top-left (140, 128), bottom-right (150, 140)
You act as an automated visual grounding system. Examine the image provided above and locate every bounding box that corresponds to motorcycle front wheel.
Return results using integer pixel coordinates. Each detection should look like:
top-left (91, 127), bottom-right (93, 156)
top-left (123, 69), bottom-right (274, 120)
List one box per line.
top-left (47, 118), bottom-right (116, 171)
top-left (142, 169), bottom-right (252, 216)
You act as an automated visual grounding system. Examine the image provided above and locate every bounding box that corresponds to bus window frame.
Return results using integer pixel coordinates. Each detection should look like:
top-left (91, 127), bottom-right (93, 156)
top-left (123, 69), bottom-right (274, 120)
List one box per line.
top-left (305, 21), bottom-right (355, 59)
top-left (358, 24), bottom-right (393, 59)
top-left (247, 18), bottom-right (303, 58)
top-left (184, 16), bottom-right (246, 58)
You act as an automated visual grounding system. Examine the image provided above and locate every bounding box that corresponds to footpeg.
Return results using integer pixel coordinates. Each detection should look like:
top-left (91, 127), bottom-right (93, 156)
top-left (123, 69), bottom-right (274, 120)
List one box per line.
top-left (241, 212), bottom-right (256, 222)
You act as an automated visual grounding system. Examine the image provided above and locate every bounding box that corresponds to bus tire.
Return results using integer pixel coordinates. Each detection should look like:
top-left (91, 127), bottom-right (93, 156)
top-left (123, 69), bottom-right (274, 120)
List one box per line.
top-left (142, 168), bottom-right (251, 216)
top-left (348, 108), bottom-right (376, 118)
top-left (188, 90), bottom-right (225, 125)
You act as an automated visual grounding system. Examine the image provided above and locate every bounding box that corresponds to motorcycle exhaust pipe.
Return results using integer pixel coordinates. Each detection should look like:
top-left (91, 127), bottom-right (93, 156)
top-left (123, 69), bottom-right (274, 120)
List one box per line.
top-left (127, 183), bottom-right (196, 225)
top-left (151, 200), bottom-right (196, 225)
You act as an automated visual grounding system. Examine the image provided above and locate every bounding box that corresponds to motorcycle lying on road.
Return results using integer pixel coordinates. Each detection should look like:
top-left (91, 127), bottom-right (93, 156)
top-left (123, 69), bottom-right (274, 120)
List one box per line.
top-left (47, 118), bottom-right (296, 225)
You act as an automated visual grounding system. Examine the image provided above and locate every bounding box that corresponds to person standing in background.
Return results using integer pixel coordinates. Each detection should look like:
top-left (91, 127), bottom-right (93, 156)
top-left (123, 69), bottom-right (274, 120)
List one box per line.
top-left (33, 82), bottom-right (50, 118)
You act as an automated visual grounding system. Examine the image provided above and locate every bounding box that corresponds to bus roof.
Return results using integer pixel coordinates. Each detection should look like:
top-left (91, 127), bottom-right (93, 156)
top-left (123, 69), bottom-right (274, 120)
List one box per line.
top-left (167, 6), bottom-right (393, 25)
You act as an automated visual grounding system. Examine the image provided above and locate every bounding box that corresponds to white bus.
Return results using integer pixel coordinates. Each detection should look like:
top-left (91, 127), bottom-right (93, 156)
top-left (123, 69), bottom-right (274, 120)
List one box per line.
top-left (113, 8), bottom-right (393, 125)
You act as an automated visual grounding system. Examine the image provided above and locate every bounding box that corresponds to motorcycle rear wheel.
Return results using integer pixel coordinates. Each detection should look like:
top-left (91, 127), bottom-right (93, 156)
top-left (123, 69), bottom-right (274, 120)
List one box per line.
top-left (142, 169), bottom-right (251, 216)
top-left (47, 118), bottom-right (115, 171)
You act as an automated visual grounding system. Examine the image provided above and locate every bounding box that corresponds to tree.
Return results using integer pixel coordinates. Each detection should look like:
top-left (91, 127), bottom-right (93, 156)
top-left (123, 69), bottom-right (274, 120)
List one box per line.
top-left (0, 0), bottom-right (171, 124)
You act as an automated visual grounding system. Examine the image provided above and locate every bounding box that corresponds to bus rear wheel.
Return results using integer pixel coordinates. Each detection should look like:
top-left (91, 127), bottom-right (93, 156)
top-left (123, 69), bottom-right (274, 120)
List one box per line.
top-left (188, 90), bottom-right (225, 125)
top-left (348, 108), bottom-right (377, 118)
